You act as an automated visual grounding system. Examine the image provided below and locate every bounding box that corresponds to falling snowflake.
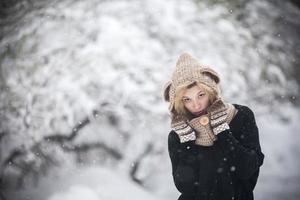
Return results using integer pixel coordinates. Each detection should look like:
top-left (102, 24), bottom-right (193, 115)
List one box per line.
top-left (230, 166), bottom-right (236, 172)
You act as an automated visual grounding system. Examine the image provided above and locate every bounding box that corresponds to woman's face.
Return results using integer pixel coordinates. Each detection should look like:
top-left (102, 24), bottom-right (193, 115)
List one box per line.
top-left (182, 84), bottom-right (210, 116)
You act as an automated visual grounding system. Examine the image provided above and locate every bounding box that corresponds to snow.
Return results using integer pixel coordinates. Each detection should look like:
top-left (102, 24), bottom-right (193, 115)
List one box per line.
top-left (49, 186), bottom-right (99, 200)
top-left (14, 166), bottom-right (166, 200)
top-left (0, 0), bottom-right (299, 200)
top-left (255, 110), bottom-right (300, 200)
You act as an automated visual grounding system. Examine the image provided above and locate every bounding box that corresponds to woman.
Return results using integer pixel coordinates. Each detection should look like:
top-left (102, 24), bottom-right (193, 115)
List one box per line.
top-left (163, 53), bottom-right (264, 200)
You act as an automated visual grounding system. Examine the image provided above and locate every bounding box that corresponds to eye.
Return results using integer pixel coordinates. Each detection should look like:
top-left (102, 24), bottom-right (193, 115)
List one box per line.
top-left (198, 93), bottom-right (205, 97)
top-left (182, 98), bottom-right (190, 103)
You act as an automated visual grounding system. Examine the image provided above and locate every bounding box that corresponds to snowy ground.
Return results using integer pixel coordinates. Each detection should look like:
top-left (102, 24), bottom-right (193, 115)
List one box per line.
top-left (254, 111), bottom-right (300, 200)
top-left (12, 166), bottom-right (169, 200)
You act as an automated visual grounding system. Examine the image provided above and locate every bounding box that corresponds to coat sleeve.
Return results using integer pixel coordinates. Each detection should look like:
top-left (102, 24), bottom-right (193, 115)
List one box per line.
top-left (168, 131), bottom-right (198, 196)
top-left (215, 106), bottom-right (265, 179)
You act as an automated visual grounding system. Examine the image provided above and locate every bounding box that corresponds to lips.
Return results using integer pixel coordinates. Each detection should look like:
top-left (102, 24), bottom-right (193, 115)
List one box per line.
top-left (194, 110), bottom-right (205, 115)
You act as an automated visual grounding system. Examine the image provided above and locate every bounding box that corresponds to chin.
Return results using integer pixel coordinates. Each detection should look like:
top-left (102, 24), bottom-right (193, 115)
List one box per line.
top-left (193, 111), bottom-right (204, 116)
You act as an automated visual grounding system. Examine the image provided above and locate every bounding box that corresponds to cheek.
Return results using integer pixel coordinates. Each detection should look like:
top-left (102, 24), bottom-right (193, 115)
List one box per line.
top-left (184, 103), bottom-right (193, 111)
top-left (204, 97), bottom-right (210, 106)
top-left (197, 98), bottom-right (208, 108)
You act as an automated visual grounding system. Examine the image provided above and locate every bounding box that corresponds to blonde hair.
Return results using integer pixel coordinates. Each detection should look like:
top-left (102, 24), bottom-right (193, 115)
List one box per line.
top-left (174, 81), bottom-right (220, 118)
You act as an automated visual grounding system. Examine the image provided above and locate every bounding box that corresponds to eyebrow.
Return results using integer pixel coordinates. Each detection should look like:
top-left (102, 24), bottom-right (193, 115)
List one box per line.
top-left (182, 91), bottom-right (204, 98)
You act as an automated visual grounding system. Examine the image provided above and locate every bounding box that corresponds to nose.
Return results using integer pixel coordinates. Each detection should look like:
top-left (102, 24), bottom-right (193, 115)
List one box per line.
top-left (193, 100), bottom-right (202, 110)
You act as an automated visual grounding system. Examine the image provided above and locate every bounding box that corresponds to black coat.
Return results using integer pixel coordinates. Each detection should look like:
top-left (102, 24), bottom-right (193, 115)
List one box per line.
top-left (168, 104), bottom-right (265, 200)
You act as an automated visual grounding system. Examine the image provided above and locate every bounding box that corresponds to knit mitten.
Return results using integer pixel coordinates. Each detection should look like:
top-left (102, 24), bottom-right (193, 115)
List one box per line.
top-left (207, 98), bottom-right (230, 135)
top-left (171, 112), bottom-right (196, 143)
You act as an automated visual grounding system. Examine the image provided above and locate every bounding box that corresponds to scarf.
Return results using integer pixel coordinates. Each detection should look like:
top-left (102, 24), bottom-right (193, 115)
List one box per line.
top-left (187, 103), bottom-right (237, 146)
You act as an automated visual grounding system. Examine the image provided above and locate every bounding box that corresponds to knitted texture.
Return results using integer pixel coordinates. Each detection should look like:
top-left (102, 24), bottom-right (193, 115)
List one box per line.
top-left (188, 103), bottom-right (237, 146)
top-left (188, 114), bottom-right (217, 146)
top-left (163, 52), bottom-right (237, 146)
top-left (213, 123), bottom-right (230, 135)
top-left (171, 120), bottom-right (196, 143)
top-left (163, 52), bottom-right (220, 112)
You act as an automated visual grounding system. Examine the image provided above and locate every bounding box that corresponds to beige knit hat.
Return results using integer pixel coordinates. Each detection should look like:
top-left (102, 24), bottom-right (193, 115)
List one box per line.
top-left (163, 52), bottom-right (220, 112)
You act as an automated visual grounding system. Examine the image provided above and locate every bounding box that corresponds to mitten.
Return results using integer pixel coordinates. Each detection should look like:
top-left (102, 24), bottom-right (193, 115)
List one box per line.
top-left (207, 98), bottom-right (230, 135)
top-left (170, 111), bottom-right (196, 143)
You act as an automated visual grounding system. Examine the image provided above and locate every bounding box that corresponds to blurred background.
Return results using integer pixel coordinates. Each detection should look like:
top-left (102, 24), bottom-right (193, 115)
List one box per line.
top-left (0, 0), bottom-right (300, 199)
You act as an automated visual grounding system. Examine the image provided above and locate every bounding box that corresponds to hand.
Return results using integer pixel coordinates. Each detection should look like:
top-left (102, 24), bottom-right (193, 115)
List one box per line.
top-left (207, 98), bottom-right (230, 135)
top-left (170, 111), bottom-right (196, 143)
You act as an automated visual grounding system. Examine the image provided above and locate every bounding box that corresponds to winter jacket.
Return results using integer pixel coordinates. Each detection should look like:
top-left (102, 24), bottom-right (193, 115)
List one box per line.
top-left (168, 104), bottom-right (265, 200)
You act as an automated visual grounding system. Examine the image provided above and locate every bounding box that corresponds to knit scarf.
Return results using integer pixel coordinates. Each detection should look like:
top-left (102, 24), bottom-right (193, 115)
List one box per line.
top-left (187, 103), bottom-right (237, 146)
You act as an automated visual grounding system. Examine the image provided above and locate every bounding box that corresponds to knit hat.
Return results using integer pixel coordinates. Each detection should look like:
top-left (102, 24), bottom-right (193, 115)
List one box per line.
top-left (163, 52), bottom-right (220, 113)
